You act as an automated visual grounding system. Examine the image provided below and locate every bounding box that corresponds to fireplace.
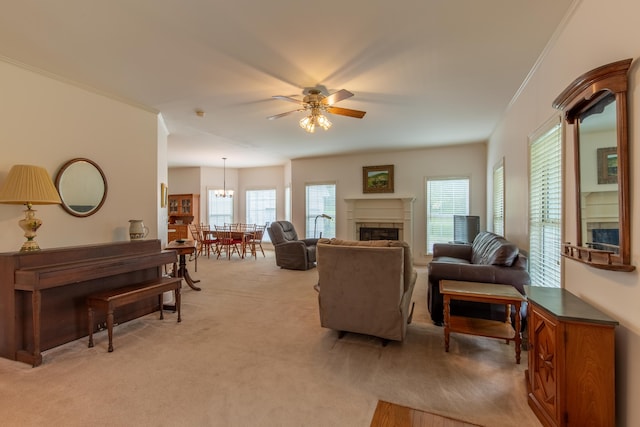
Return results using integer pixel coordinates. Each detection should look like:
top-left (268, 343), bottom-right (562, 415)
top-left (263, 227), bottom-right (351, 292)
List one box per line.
top-left (345, 197), bottom-right (415, 248)
top-left (360, 227), bottom-right (399, 241)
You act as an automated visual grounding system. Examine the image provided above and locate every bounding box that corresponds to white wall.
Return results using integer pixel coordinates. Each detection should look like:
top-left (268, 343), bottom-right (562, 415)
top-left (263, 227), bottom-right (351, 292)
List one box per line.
top-left (0, 59), bottom-right (161, 253)
top-left (157, 116), bottom-right (170, 246)
top-left (291, 143), bottom-right (487, 264)
top-left (487, 0), bottom-right (640, 424)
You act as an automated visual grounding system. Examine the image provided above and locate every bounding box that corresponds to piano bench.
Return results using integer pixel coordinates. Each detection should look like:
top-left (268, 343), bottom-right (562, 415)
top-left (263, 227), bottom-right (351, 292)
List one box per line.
top-left (87, 277), bottom-right (182, 352)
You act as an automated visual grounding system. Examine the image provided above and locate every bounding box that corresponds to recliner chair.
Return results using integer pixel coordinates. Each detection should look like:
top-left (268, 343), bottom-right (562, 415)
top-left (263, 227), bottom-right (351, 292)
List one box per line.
top-left (267, 221), bottom-right (318, 270)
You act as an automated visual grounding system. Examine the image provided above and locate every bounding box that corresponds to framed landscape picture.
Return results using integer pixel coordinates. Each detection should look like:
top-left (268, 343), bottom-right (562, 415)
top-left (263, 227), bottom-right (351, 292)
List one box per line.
top-left (363, 165), bottom-right (394, 193)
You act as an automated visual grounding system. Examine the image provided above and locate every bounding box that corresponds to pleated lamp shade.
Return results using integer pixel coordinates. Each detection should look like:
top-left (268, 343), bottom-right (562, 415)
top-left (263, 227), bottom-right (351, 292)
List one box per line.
top-left (0, 165), bottom-right (61, 205)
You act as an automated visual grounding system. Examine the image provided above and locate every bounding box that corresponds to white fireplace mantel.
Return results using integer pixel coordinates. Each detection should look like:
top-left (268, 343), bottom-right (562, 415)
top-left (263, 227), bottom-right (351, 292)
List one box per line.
top-left (344, 196), bottom-right (415, 248)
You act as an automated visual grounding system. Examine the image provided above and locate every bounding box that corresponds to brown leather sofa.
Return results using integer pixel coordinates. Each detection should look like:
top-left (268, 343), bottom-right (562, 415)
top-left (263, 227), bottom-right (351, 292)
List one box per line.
top-left (315, 238), bottom-right (417, 342)
top-left (427, 231), bottom-right (530, 327)
top-left (267, 221), bottom-right (318, 270)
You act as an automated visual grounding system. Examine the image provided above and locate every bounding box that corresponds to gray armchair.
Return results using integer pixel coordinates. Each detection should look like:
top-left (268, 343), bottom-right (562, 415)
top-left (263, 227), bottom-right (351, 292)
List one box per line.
top-left (315, 238), bottom-right (417, 342)
top-left (267, 221), bottom-right (318, 270)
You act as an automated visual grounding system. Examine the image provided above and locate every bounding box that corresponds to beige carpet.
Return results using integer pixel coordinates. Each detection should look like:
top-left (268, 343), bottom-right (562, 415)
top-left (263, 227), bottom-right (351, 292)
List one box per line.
top-left (0, 250), bottom-right (541, 427)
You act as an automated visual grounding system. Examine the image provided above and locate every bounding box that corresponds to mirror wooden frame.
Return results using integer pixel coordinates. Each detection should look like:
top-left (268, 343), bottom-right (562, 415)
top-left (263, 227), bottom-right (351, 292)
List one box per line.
top-left (553, 58), bottom-right (634, 271)
top-left (55, 158), bottom-right (108, 218)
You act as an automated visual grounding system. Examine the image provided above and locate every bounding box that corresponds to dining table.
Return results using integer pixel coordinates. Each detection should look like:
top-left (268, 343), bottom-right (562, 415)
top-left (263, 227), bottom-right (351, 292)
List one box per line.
top-left (165, 239), bottom-right (201, 291)
top-left (209, 227), bottom-right (255, 259)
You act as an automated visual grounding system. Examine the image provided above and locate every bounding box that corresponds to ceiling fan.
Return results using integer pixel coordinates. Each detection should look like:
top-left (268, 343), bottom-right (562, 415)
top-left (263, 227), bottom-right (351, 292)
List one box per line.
top-left (267, 88), bottom-right (366, 132)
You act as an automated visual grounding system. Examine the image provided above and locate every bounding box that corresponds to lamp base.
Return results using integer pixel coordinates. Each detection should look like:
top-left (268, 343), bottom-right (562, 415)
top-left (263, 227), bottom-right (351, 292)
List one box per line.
top-left (18, 205), bottom-right (43, 252)
top-left (20, 239), bottom-right (41, 252)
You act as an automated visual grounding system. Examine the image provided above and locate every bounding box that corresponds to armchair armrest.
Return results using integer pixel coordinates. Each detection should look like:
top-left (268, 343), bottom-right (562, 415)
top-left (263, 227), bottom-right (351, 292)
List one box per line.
top-left (274, 240), bottom-right (312, 270)
top-left (302, 238), bottom-right (319, 246)
top-left (432, 243), bottom-right (472, 260)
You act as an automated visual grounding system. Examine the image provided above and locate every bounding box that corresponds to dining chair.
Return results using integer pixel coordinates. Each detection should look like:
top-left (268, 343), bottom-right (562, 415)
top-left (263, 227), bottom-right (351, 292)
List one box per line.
top-left (187, 223), bottom-right (201, 272)
top-left (238, 223), bottom-right (256, 257)
top-left (246, 224), bottom-right (266, 259)
top-left (214, 224), bottom-right (242, 259)
top-left (198, 224), bottom-right (219, 258)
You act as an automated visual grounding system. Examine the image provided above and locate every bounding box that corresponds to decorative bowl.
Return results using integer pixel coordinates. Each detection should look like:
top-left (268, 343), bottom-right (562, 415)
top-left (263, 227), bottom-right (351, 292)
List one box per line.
top-left (175, 239), bottom-right (186, 244)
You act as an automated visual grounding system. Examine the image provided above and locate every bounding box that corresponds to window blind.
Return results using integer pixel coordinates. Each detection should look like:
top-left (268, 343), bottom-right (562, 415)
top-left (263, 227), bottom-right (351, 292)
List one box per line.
top-left (246, 189), bottom-right (276, 242)
top-left (207, 189), bottom-right (233, 227)
top-left (529, 118), bottom-right (562, 288)
top-left (305, 183), bottom-right (336, 239)
top-left (493, 159), bottom-right (505, 236)
top-left (426, 177), bottom-right (470, 254)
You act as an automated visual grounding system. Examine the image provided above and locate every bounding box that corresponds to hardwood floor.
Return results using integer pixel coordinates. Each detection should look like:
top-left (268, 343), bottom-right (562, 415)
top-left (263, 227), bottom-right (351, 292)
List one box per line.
top-left (370, 401), bottom-right (482, 427)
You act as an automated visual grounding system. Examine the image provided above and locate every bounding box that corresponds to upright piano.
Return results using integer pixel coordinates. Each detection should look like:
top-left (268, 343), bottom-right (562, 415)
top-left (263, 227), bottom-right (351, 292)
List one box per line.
top-left (0, 240), bottom-right (176, 366)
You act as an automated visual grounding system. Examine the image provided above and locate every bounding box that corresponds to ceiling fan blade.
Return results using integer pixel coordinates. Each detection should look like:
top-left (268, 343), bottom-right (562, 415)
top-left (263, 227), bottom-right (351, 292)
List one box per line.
top-left (322, 89), bottom-right (354, 105)
top-left (326, 106), bottom-right (366, 119)
top-left (266, 110), bottom-right (303, 120)
top-left (272, 95), bottom-right (305, 105)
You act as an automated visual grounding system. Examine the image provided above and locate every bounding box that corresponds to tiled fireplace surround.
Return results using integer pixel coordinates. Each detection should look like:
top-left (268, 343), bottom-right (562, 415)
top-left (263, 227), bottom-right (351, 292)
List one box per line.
top-left (345, 197), bottom-right (415, 249)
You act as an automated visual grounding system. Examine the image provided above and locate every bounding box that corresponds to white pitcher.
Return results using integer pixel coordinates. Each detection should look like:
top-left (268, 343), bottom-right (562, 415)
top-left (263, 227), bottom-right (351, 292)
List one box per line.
top-left (128, 219), bottom-right (149, 240)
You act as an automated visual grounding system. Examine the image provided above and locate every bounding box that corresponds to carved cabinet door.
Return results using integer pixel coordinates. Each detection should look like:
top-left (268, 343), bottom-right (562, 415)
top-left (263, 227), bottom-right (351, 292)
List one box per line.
top-left (528, 305), bottom-right (560, 426)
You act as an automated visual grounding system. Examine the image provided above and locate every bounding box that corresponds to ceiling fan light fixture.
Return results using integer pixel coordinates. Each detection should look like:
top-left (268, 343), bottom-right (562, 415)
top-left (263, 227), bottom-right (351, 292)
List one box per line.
top-left (299, 115), bottom-right (315, 133)
top-left (299, 109), bottom-right (331, 133)
top-left (269, 88), bottom-right (363, 132)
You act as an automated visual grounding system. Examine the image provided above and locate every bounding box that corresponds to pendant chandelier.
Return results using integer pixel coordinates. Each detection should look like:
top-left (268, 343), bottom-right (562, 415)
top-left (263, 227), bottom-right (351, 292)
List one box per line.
top-left (214, 157), bottom-right (233, 198)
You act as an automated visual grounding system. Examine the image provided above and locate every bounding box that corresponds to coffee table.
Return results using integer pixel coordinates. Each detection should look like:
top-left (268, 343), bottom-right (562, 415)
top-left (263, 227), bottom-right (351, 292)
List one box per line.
top-left (439, 280), bottom-right (525, 364)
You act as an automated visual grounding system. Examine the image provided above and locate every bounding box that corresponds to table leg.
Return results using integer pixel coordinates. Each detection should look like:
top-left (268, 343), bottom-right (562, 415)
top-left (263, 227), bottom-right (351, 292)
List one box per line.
top-left (443, 294), bottom-right (450, 352)
top-left (178, 254), bottom-right (201, 291)
top-left (88, 305), bottom-right (94, 348)
top-left (107, 308), bottom-right (114, 352)
top-left (514, 302), bottom-right (522, 364)
top-left (32, 290), bottom-right (43, 367)
top-left (176, 285), bottom-right (182, 323)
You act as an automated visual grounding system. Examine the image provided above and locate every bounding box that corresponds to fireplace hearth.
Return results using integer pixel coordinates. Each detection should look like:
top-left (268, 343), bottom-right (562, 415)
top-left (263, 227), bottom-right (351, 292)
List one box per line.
top-left (360, 227), bottom-right (399, 241)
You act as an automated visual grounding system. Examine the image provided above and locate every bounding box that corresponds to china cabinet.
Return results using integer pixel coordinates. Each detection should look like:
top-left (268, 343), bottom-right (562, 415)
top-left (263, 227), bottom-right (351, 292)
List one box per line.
top-left (168, 194), bottom-right (199, 241)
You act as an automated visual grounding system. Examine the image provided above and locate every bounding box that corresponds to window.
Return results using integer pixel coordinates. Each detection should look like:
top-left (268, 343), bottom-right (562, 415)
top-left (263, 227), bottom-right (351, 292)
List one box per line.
top-left (529, 117), bottom-right (562, 288)
top-left (426, 177), bottom-right (470, 254)
top-left (207, 188), bottom-right (233, 227)
top-left (284, 186), bottom-right (291, 221)
top-left (493, 158), bottom-right (505, 236)
top-left (246, 189), bottom-right (276, 242)
top-left (305, 183), bottom-right (336, 239)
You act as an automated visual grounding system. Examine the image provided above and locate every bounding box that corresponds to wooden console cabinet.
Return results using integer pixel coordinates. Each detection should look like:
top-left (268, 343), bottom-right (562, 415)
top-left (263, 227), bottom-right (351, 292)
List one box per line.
top-left (168, 193), bottom-right (199, 241)
top-left (525, 286), bottom-right (618, 427)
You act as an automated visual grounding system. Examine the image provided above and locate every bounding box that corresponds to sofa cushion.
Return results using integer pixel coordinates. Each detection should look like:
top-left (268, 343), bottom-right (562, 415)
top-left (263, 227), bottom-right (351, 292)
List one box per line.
top-left (471, 232), bottom-right (519, 266)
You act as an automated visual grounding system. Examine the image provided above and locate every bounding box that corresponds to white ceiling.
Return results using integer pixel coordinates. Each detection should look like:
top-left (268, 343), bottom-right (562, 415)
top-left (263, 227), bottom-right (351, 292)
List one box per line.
top-left (0, 0), bottom-right (574, 168)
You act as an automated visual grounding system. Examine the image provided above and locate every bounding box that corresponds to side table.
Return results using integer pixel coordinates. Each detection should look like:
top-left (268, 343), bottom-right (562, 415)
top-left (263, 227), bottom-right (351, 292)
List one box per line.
top-left (440, 279), bottom-right (525, 364)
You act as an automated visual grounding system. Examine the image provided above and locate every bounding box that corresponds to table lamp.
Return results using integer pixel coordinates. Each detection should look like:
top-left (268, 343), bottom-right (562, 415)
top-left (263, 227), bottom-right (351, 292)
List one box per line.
top-left (0, 164), bottom-right (62, 251)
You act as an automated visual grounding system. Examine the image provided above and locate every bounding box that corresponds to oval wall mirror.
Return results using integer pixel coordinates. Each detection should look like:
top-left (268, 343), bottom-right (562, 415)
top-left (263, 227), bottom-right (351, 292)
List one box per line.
top-left (553, 58), bottom-right (634, 271)
top-left (55, 158), bottom-right (108, 217)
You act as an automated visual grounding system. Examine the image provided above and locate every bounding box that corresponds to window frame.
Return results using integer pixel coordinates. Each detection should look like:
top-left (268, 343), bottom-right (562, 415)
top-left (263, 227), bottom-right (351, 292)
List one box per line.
top-left (425, 176), bottom-right (471, 254)
top-left (207, 187), bottom-right (234, 227)
top-left (528, 116), bottom-right (563, 288)
top-left (492, 158), bottom-right (505, 236)
top-left (245, 188), bottom-right (277, 242)
top-left (305, 182), bottom-right (336, 239)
